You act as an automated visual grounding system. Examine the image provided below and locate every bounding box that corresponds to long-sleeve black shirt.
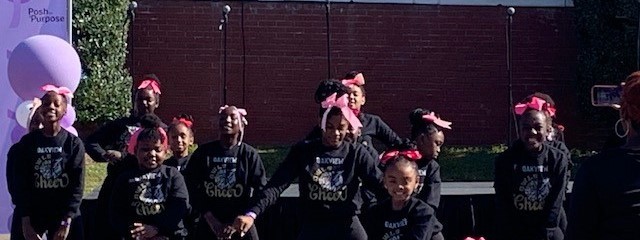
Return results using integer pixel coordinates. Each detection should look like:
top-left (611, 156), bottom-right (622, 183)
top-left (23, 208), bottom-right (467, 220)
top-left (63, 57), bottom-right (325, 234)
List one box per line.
top-left (13, 129), bottom-right (85, 219)
top-left (165, 154), bottom-right (192, 173)
top-left (6, 142), bottom-right (22, 205)
top-left (182, 141), bottom-right (266, 222)
top-left (365, 197), bottom-right (436, 240)
top-left (85, 116), bottom-right (141, 163)
top-left (567, 147), bottom-right (640, 240)
top-left (86, 116), bottom-right (167, 205)
top-left (415, 159), bottom-right (443, 234)
top-left (494, 140), bottom-right (570, 240)
top-left (358, 113), bottom-right (403, 149)
top-left (110, 165), bottom-right (189, 239)
top-left (247, 139), bottom-right (385, 221)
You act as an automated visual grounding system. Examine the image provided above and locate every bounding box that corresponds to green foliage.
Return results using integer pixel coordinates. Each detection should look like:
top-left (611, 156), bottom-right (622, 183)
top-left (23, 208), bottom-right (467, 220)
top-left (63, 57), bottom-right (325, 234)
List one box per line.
top-left (72, 0), bottom-right (132, 122)
top-left (574, 0), bottom-right (639, 121)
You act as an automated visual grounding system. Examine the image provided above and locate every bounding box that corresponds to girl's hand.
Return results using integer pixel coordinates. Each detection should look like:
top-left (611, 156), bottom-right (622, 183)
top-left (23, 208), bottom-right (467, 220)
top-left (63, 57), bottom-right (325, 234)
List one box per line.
top-left (53, 218), bottom-right (71, 240)
top-left (232, 215), bottom-right (254, 236)
top-left (130, 223), bottom-right (159, 239)
top-left (104, 150), bottom-right (123, 162)
top-left (220, 225), bottom-right (237, 239)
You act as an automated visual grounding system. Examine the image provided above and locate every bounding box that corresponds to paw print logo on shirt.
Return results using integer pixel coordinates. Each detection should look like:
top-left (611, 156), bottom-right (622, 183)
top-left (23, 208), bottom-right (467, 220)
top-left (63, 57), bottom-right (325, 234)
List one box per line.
top-left (137, 181), bottom-right (166, 204)
top-left (34, 156), bottom-right (63, 179)
top-left (520, 174), bottom-right (551, 202)
top-left (311, 166), bottom-right (345, 191)
top-left (210, 165), bottom-right (237, 189)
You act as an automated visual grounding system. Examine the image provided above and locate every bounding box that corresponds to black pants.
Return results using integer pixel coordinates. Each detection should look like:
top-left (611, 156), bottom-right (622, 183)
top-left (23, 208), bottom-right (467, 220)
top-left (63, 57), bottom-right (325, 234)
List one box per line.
top-left (12, 215), bottom-right (84, 240)
top-left (297, 216), bottom-right (367, 240)
top-left (193, 220), bottom-right (259, 240)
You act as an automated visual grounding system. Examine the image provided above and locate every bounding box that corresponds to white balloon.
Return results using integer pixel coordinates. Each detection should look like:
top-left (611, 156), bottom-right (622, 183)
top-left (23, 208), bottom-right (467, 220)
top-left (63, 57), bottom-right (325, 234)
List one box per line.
top-left (15, 100), bottom-right (35, 129)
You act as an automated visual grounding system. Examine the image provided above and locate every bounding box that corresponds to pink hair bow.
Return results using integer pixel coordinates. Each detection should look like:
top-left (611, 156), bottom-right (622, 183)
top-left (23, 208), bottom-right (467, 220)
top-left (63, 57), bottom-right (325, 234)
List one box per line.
top-left (422, 112), bottom-right (452, 129)
top-left (41, 84), bottom-right (73, 99)
top-left (219, 105), bottom-right (248, 145)
top-left (218, 105), bottom-right (248, 125)
top-left (380, 149), bottom-right (423, 164)
top-left (137, 79), bottom-right (162, 94)
top-left (464, 237), bottom-right (486, 240)
top-left (514, 96), bottom-right (556, 117)
top-left (320, 93), bottom-right (363, 131)
top-left (341, 73), bottom-right (365, 87)
top-left (172, 117), bottom-right (193, 128)
top-left (126, 127), bottom-right (168, 155)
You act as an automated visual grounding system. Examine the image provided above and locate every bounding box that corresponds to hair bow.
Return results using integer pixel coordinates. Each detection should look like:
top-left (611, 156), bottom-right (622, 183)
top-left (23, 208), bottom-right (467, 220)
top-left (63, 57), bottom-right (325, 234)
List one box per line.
top-left (464, 237), bottom-right (486, 240)
top-left (514, 96), bottom-right (556, 117)
top-left (219, 105), bottom-right (248, 145)
top-left (341, 73), bottom-right (365, 87)
top-left (422, 112), bottom-right (452, 129)
top-left (41, 84), bottom-right (74, 99)
top-left (137, 79), bottom-right (162, 94)
top-left (380, 149), bottom-right (423, 164)
top-left (127, 127), bottom-right (168, 155)
top-left (172, 117), bottom-right (193, 128)
top-left (320, 93), bottom-right (363, 131)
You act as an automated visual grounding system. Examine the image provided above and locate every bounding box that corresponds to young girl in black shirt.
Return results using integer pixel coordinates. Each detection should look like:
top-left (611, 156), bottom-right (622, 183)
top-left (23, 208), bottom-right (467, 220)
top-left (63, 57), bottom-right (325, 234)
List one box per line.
top-left (110, 117), bottom-right (189, 240)
top-left (494, 100), bottom-right (570, 240)
top-left (367, 150), bottom-right (436, 240)
top-left (14, 86), bottom-right (85, 240)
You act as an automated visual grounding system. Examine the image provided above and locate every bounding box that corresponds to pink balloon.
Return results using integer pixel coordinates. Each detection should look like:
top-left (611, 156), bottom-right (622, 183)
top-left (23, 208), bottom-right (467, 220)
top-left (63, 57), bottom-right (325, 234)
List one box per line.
top-left (60, 104), bottom-right (76, 128)
top-left (7, 35), bottom-right (81, 100)
top-left (64, 125), bottom-right (78, 137)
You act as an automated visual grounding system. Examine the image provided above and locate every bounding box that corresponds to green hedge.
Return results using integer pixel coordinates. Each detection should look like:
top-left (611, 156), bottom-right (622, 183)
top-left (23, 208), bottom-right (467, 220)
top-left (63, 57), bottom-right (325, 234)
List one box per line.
top-left (72, 0), bottom-right (132, 122)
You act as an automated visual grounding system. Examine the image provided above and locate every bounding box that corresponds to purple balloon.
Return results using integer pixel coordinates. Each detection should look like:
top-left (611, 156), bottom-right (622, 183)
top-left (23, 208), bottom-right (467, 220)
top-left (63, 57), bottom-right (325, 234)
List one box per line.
top-left (11, 125), bottom-right (27, 143)
top-left (60, 104), bottom-right (76, 128)
top-left (64, 125), bottom-right (78, 137)
top-left (7, 35), bottom-right (81, 100)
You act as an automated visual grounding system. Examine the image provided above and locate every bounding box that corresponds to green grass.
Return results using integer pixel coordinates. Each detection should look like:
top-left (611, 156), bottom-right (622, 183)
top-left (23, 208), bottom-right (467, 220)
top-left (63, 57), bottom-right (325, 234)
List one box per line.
top-left (83, 145), bottom-right (598, 197)
top-left (84, 156), bottom-right (107, 196)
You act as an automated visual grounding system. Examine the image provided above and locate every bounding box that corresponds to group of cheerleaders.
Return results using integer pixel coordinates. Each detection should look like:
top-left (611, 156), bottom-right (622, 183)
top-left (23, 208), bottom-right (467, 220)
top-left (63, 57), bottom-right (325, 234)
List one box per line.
top-left (7, 70), bottom-right (640, 240)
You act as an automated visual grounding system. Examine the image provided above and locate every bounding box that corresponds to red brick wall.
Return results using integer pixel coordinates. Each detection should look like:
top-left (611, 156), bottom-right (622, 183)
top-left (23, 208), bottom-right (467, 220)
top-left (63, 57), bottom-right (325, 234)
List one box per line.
top-left (130, 1), bottom-right (581, 147)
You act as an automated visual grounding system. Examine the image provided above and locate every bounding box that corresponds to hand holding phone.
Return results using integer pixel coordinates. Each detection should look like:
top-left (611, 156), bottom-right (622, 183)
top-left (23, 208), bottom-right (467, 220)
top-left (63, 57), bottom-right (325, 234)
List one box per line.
top-left (591, 84), bottom-right (624, 108)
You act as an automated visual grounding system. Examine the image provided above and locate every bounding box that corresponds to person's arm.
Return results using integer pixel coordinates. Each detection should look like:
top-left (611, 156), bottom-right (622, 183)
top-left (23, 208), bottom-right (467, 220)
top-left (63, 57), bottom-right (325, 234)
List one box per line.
top-left (182, 147), bottom-right (205, 213)
top-left (109, 174), bottom-right (132, 238)
top-left (6, 142), bottom-right (22, 204)
top-left (247, 144), bottom-right (302, 216)
top-left (355, 145), bottom-right (386, 199)
top-left (248, 147), bottom-right (267, 193)
top-left (13, 134), bottom-right (33, 218)
top-left (85, 120), bottom-right (125, 162)
top-left (419, 161), bottom-right (441, 210)
top-left (373, 115), bottom-right (403, 147)
top-left (407, 202), bottom-right (435, 240)
top-left (64, 137), bottom-right (85, 219)
top-left (566, 157), bottom-right (599, 240)
top-left (542, 150), bottom-right (570, 238)
top-left (155, 169), bottom-right (189, 237)
top-left (493, 151), bottom-right (514, 240)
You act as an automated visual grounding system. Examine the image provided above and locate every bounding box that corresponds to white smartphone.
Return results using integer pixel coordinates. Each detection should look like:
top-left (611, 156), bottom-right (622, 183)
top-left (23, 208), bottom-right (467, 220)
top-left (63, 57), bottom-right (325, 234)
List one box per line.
top-left (591, 84), bottom-right (623, 107)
